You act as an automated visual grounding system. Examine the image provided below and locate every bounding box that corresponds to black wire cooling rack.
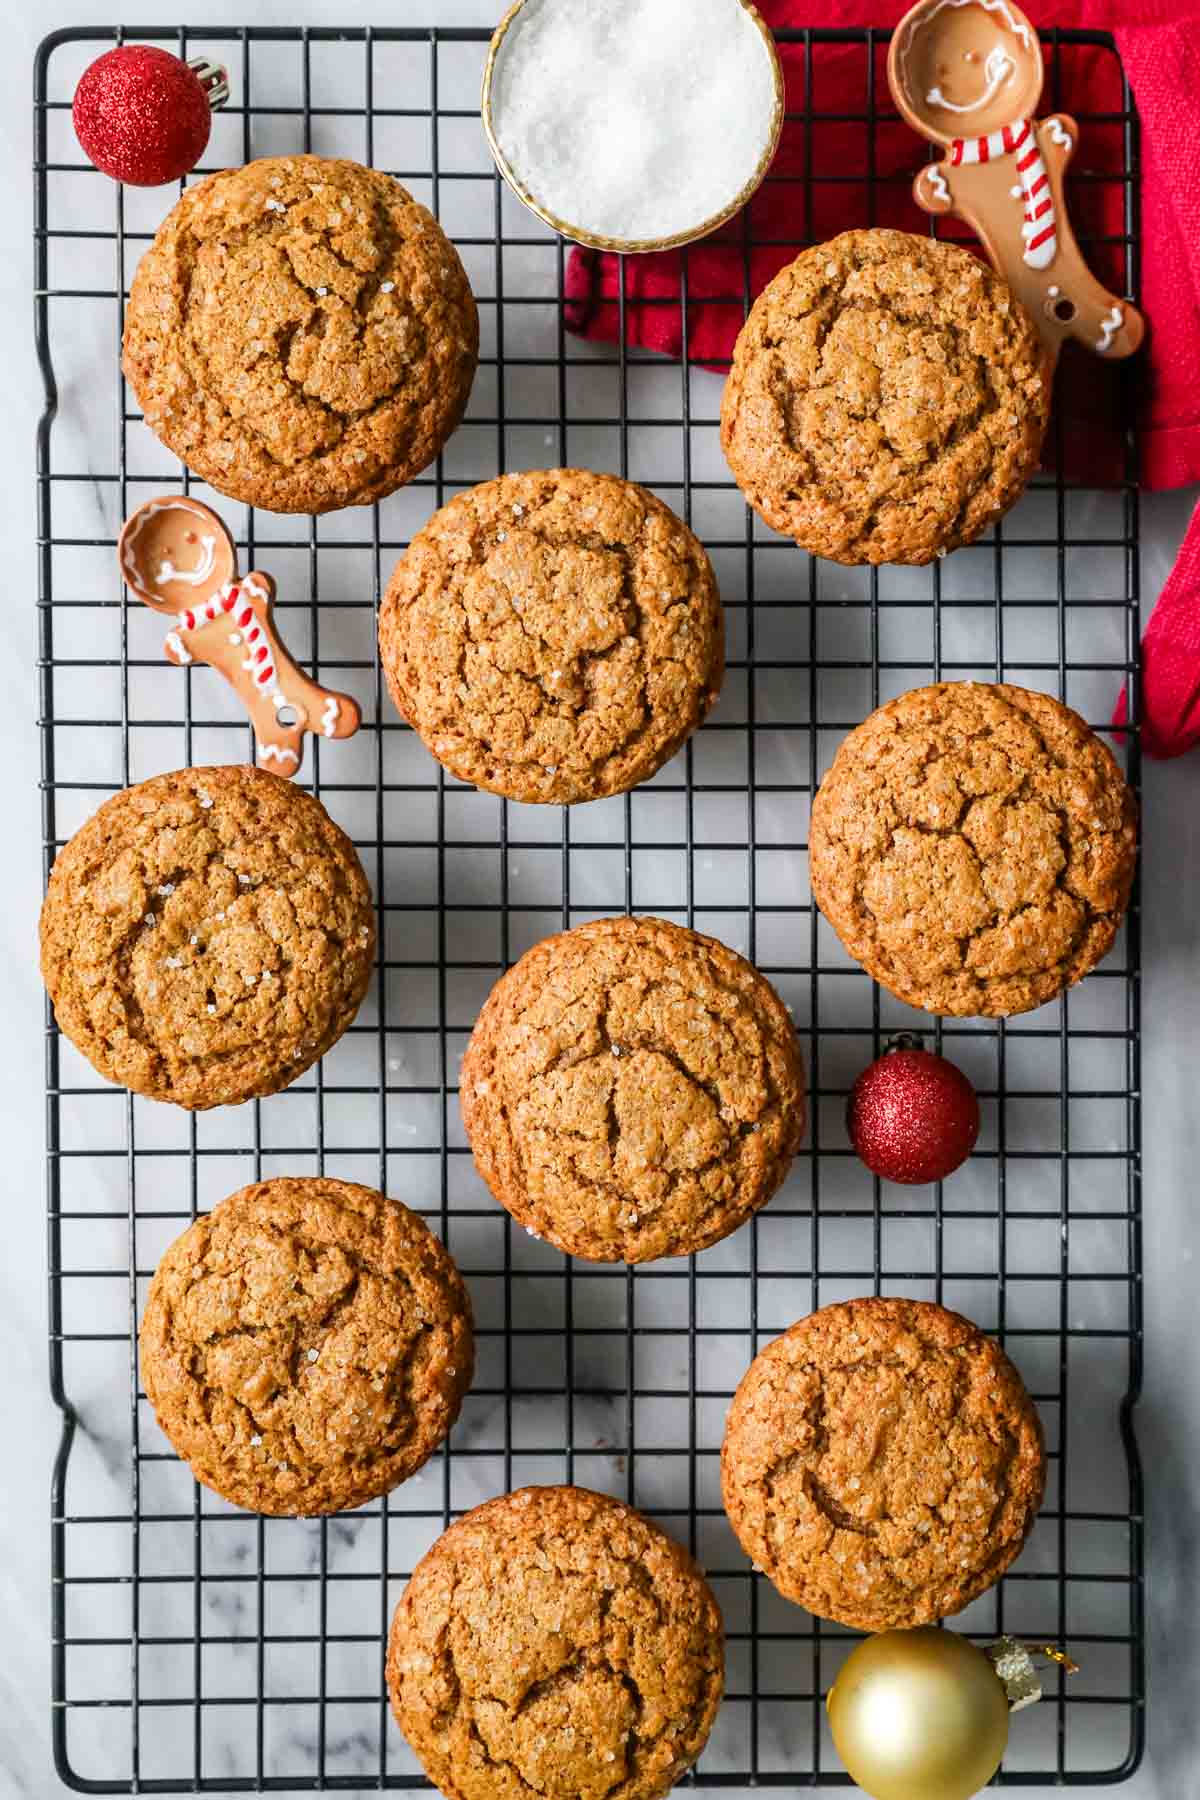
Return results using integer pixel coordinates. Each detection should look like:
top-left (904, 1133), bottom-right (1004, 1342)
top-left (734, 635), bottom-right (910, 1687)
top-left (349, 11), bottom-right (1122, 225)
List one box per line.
top-left (36, 21), bottom-right (1145, 1794)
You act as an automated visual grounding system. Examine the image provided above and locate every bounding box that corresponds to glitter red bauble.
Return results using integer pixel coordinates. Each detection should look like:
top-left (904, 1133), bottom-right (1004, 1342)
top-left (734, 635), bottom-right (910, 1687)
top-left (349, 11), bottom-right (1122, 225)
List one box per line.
top-left (847, 1043), bottom-right (980, 1185)
top-left (73, 46), bottom-right (216, 186)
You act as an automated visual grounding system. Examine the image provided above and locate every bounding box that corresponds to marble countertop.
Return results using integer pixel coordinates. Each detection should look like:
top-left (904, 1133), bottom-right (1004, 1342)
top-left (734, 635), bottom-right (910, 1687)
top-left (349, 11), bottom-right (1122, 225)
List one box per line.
top-left (2, 2), bottom-right (1198, 1796)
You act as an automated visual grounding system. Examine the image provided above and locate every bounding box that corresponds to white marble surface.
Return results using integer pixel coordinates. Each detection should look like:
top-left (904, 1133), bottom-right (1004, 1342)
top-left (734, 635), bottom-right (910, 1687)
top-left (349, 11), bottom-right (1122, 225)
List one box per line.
top-left (2, 1), bottom-right (1198, 1796)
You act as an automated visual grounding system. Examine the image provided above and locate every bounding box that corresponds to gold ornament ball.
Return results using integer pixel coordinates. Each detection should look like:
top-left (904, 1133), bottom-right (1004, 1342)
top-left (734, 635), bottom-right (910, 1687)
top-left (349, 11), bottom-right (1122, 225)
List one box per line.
top-left (827, 1627), bottom-right (1010, 1800)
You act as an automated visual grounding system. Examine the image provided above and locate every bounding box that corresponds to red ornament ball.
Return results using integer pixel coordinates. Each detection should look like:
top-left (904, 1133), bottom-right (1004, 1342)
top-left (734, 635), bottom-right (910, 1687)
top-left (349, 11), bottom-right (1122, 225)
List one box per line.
top-left (847, 1042), bottom-right (980, 1185)
top-left (73, 46), bottom-right (217, 186)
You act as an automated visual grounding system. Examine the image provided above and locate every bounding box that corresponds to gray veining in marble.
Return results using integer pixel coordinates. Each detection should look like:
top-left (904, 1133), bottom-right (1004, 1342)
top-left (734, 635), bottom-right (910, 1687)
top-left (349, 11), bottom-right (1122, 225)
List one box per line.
top-left (1, 2), bottom-right (1197, 1796)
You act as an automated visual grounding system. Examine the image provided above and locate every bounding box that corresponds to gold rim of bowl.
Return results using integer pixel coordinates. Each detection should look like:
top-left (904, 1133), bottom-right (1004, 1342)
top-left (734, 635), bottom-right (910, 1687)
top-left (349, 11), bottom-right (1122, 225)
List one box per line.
top-left (480, 0), bottom-right (786, 255)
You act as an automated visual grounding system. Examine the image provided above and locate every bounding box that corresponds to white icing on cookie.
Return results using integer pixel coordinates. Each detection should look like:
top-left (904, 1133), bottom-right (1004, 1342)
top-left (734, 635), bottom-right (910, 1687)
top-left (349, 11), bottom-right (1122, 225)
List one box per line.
top-left (121, 498), bottom-right (215, 595)
top-left (1096, 305), bottom-right (1123, 353)
top-left (157, 534), bottom-right (217, 588)
top-left (897, 0), bottom-right (1035, 102)
top-left (927, 43), bottom-right (1015, 114)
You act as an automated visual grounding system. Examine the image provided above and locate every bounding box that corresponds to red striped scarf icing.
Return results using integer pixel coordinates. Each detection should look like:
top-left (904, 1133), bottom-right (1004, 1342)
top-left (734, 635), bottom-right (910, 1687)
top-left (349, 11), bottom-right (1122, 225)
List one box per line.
top-left (949, 118), bottom-right (1057, 269)
top-left (178, 580), bottom-right (280, 697)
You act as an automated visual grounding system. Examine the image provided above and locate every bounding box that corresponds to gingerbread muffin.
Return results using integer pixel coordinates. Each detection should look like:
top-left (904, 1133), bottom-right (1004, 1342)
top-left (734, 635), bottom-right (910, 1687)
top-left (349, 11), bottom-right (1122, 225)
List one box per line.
top-left (387, 1486), bottom-right (724, 1800)
top-left (123, 155), bottom-right (478, 514)
top-left (720, 229), bottom-right (1051, 564)
top-left (40, 765), bottom-right (375, 1108)
top-left (809, 681), bottom-right (1137, 1017)
top-left (140, 1178), bottom-right (473, 1515)
top-left (460, 916), bottom-right (805, 1263)
top-left (379, 469), bottom-right (724, 805)
top-left (721, 1298), bottom-right (1045, 1630)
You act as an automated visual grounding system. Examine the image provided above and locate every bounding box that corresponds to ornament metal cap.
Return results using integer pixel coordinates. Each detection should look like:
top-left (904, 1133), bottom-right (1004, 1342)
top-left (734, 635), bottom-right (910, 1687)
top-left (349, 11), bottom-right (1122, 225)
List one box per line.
top-left (986, 1637), bottom-right (1042, 1713)
top-left (986, 1637), bottom-right (1079, 1713)
top-left (186, 56), bottom-right (230, 110)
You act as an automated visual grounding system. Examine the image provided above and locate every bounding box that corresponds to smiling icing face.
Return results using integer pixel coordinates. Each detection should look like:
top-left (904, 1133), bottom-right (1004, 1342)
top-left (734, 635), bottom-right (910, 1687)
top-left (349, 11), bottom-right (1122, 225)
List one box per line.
top-left (899, 0), bottom-right (1044, 141)
top-left (927, 41), bottom-right (1014, 114)
top-left (119, 498), bottom-right (235, 617)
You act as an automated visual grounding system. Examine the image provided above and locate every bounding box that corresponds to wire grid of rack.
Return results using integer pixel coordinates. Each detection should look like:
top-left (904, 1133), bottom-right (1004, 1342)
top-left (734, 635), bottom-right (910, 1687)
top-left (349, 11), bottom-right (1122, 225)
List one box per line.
top-left (36, 21), bottom-right (1144, 1795)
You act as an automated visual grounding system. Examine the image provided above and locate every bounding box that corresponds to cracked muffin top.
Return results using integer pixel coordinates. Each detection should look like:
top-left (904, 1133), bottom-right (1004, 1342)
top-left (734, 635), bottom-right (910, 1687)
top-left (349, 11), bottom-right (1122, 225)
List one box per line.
top-left (387, 1485), bottom-right (724, 1800)
top-left (379, 470), bottom-right (724, 805)
top-left (39, 765), bottom-right (375, 1109)
top-left (140, 1178), bottom-right (473, 1515)
top-left (721, 1298), bottom-right (1045, 1630)
top-left (720, 229), bottom-right (1051, 565)
top-left (122, 155), bottom-right (478, 514)
top-left (460, 916), bottom-right (806, 1263)
top-left (810, 682), bottom-right (1136, 1018)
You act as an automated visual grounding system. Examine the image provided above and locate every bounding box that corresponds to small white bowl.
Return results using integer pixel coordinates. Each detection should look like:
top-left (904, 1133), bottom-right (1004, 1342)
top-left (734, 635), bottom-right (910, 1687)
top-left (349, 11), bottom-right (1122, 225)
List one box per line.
top-left (481, 0), bottom-right (785, 254)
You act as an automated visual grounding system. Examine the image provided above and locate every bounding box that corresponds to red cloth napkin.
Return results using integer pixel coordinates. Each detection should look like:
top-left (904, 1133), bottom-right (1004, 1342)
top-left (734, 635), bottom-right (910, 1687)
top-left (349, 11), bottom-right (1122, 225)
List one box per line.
top-left (1113, 496), bottom-right (1200, 755)
top-left (563, 2), bottom-right (1200, 754)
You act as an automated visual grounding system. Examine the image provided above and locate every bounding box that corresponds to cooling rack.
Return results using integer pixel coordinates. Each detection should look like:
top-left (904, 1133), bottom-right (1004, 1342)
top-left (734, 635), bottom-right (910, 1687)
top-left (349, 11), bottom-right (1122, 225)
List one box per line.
top-left (35, 22), bottom-right (1144, 1792)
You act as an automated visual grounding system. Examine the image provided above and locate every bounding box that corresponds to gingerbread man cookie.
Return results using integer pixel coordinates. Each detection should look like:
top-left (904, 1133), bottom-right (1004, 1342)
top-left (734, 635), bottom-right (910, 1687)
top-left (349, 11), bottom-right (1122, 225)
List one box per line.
top-left (118, 496), bottom-right (360, 776)
top-left (889, 0), bottom-right (1143, 361)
